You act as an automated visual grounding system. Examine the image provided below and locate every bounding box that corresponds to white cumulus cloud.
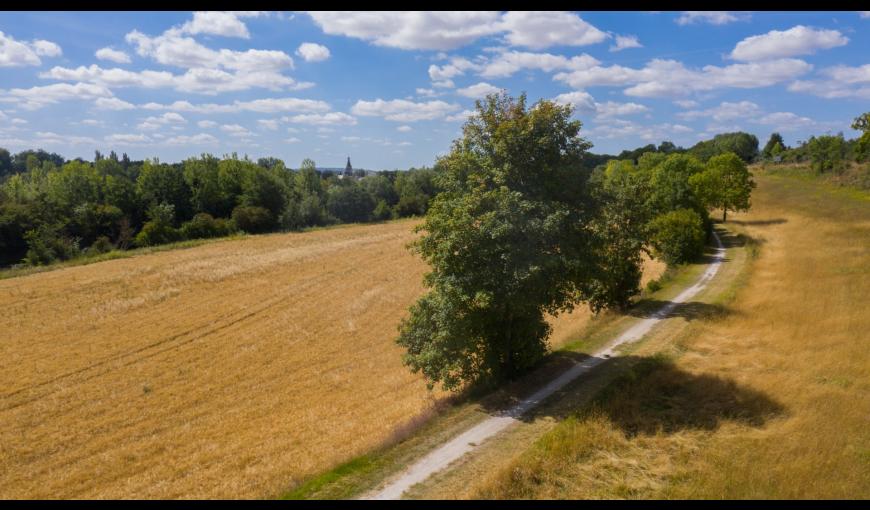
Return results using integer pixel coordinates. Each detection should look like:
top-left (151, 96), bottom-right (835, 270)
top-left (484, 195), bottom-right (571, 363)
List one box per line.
top-left (296, 42), bottom-right (330, 62)
top-left (95, 47), bottom-right (131, 64)
top-left (730, 25), bottom-right (848, 61)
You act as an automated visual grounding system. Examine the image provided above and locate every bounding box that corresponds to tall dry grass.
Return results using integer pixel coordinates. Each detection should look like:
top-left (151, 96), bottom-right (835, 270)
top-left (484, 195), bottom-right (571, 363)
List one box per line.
top-left (475, 173), bottom-right (870, 499)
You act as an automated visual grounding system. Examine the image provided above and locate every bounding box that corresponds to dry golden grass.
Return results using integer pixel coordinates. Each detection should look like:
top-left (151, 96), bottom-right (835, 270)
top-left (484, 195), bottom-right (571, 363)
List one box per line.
top-left (0, 217), bottom-right (663, 499)
top-left (475, 173), bottom-right (870, 499)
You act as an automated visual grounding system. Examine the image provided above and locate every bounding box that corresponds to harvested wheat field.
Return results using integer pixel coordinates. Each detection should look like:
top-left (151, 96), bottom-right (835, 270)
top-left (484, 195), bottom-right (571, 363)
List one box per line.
top-left (0, 217), bottom-right (664, 499)
top-left (476, 172), bottom-right (870, 499)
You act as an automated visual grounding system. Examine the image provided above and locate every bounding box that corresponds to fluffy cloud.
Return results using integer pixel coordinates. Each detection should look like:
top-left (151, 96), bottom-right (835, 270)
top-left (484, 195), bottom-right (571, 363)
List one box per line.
top-left (31, 40), bottom-right (62, 57)
top-left (221, 123), bottom-right (255, 137)
top-left (138, 112), bottom-right (186, 130)
top-left (457, 82), bottom-right (501, 98)
top-left (554, 58), bottom-right (812, 97)
top-left (753, 111), bottom-right (815, 131)
top-left (585, 119), bottom-right (693, 141)
top-left (675, 12), bottom-right (746, 25)
top-left (94, 97), bottom-right (136, 110)
top-left (554, 91), bottom-right (649, 119)
top-left (180, 11), bottom-right (264, 39)
top-left (95, 47), bottom-right (131, 64)
top-left (197, 120), bottom-right (218, 128)
top-left (307, 11), bottom-right (503, 50)
top-left (284, 112), bottom-right (358, 125)
top-left (397, 125), bottom-right (412, 132)
top-left (164, 133), bottom-right (219, 145)
top-left (296, 42), bottom-right (330, 62)
top-left (478, 50), bottom-right (599, 78)
top-left (34, 131), bottom-right (97, 146)
top-left (126, 29), bottom-right (294, 71)
top-left (0, 31), bottom-right (61, 67)
top-left (677, 101), bottom-right (761, 121)
top-left (730, 25), bottom-right (848, 61)
top-left (41, 64), bottom-right (309, 94)
top-left (257, 119), bottom-right (279, 130)
top-left (428, 56), bottom-right (480, 81)
top-left (106, 133), bottom-right (152, 144)
top-left (351, 98), bottom-right (460, 122)
top-left (306, 11), bottom-right (606, 51)
top-left (788, 65), bottom-right (870, 100)
top-left (499, 11), bottom-right (607, 49)
top-left (139, 97), bottom-right (331, 114)
top-left (0, 82), bottom-right (113, 110)
top-left (610, 35), bottom-right (642, 52)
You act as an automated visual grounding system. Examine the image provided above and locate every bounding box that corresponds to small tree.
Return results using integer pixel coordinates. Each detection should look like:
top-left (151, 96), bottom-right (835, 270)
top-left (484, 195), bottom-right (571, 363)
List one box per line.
top-left (763, 132), bottom-right (786, 159)
top-left (690, 152), bottom-right (755, 222)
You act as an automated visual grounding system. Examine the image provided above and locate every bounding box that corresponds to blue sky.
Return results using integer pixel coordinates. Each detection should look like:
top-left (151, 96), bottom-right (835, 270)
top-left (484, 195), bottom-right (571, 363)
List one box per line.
top-left (1, 11), bottom-right (868, 169)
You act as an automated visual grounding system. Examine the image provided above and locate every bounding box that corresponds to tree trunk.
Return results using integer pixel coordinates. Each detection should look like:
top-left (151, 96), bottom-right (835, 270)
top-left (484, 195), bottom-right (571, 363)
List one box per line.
top-left (723, 208), bottom-right (727, 222)
top-left (502, 308), bottom-right (513, 380)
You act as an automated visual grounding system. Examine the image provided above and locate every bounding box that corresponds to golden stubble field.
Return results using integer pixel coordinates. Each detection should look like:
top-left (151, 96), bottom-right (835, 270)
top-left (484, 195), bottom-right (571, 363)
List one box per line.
top-left (0, 217), bottom-right (663, 499)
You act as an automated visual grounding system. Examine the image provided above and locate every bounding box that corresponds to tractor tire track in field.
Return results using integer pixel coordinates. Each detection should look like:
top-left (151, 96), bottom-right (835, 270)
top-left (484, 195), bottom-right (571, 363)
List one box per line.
top-left (364, 231), bottom-right (726, 500)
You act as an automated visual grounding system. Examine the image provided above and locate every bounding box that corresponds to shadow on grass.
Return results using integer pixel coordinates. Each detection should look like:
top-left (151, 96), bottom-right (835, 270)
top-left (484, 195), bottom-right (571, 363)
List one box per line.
top-left (729, 218), bottom-right (788, 227)
top-left (482, 354), bottom-right (785, 436)
top-left (625, 300), bottom-right (734, 322)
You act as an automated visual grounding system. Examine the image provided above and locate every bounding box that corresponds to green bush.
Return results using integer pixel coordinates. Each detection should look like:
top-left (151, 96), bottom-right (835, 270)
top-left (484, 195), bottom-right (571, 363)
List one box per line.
top-left (231, 205), bottom-right (274, 233)
top-left (23, 226), bottom-right (81, 266)
top-left (649, 208), bottom-right (707, 265)
top-left (371, 199), bottom-right (393, 221)
top-left (86, 235), bottom-right (115, 255)
top-left (135, 202), bottom-right (183, 247)
top-left (181, 213), bottom-right (236, 239)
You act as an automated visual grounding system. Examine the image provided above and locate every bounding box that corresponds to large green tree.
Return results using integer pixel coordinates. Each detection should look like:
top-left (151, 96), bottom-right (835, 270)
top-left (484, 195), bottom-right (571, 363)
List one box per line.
top-left (852, 112), bottom-right (870, 161)
top-left (397, 92), bottom-right (602, 391)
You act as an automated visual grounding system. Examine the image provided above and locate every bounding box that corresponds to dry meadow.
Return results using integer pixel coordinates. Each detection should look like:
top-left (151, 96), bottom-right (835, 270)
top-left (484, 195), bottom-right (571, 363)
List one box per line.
top-left (476, 172), bottom-right (870, 499)
top-left (0, 217), bottom-right (663, 499)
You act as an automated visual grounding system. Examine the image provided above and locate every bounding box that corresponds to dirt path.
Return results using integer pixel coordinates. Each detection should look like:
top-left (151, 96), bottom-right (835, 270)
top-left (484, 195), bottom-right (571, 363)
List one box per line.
top-left (364, 232), bottom-right (727, 500)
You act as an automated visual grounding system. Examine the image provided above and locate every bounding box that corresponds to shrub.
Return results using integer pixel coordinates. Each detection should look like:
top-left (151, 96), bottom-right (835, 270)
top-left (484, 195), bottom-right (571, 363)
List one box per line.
top-left (135, 202), bottom-right (183, 247)
top-left (23, 226), bottom-right (81, 266)
top-left (649, 208), bottom-right (707, 265)
top-left (181, 213), bottom-right (236, 239)
top-left (231, 205), bottom-right (274, 233)
top-left (372, 199), bottom-right (393, 221)
top-left (87, 235), bottom-right (115, 255)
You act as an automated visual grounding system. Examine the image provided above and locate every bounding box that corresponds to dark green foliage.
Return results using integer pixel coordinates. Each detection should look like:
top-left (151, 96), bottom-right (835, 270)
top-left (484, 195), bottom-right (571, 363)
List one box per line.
top-left (24, 225), bottom-right (81, 265)
top-left (647, 153), bottom-right (707, 218)
top-left (690, 152), bottom-right (756, 222)
top-left (86, 235), bottom-right (115, 255)
top-left (689, 132), bottom-right (759, 163)
top-left (231, 205), bottom-right (274, 233)
top-left (649, 209), bottom-right (706, 265)
top-left (135, 203), bottom-right (182, 247)
top-left (371, 199), bottom-right (393, 221)
top-left (851, 113), bottom-right (870, 162)
top-left (136, 160), bottom-right (192, 222)
top-left (806, 134), bottom-right (848, 173)
top-left (762, 132), bottom-right (786, 159)
top-left (0, 202), bottom-right (37, 264)
top-left (397, 92), bottom-right (599, 391)
top-left (327, 183), bottom-right (375, 223)
top-left (181, 213), bottom-right (237, 239)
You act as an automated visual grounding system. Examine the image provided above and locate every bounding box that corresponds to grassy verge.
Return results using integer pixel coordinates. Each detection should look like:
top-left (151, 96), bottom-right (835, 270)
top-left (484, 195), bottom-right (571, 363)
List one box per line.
top-left (277, 236), bottom-right (729, 500)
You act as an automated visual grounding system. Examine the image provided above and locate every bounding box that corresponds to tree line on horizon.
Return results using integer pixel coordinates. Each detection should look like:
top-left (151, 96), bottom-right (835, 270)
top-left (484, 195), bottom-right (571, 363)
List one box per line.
top-left (0, 150), bottom-right (440, 267)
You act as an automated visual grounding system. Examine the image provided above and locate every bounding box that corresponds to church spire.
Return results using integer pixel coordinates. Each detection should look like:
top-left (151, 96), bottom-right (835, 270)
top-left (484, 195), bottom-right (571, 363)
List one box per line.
top-left (344, 156), bottom-right (353, 176)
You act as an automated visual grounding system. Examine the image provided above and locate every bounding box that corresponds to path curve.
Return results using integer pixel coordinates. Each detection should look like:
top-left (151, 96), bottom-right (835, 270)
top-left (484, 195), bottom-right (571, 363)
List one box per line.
top-left (365, 231), bottom-right (726, 500)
